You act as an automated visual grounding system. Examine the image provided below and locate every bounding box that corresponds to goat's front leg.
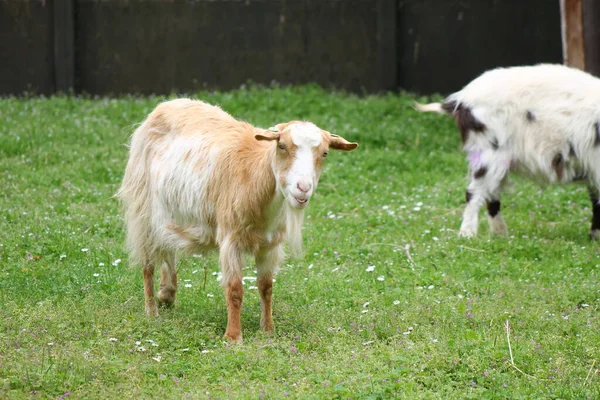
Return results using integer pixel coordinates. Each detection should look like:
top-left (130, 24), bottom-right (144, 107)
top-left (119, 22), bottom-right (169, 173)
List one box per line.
top-left (588, 187), bottom-right (600, 240)
top-left (460, 189), bottom-right (485, 237)
top-left (255, 245), bottom-right (284, 333)
top-left (220, 238), bottom-right (244, 344)
top-left (460, 152), bottom-right (508, 237)
top-left (486, 198), bottom-right (508, 236)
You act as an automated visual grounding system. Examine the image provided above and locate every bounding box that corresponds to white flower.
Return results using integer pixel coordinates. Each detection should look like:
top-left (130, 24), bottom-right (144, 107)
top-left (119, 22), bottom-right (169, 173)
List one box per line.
top-left (109, 338), bottom-right (118, 342)
top-left (432, 237), bottom-right (439, 241)
top-left (184, 284), bottom-right (192, 288)
top-left (248, 286), bottom-right (258, 290)
top-left (308, 264), bottom-right (314, 269)
top-left (152, 356), bottom-right (162, 362)
top-left (413, 207), bottom-right (421, 211)
top-left (99, 262), bottom-right (105, 267)
top-left (362, 302), bottom-right (369, 308)
top-left (393, 300), bottom-right (400, 305)
top-left (201, 349), bottom-right (211, 354)
top-left (192, 270), bottom-right (199, 274)
top-left (59, 254), bottom-right (67, 260)
top-left (242, 276), bottom-right (257, 282)
top-left (377, 276), bottom-right (385, 281)
top-left (427, 285), bottom-right (434, 290)
top-left (93, 273), bottom-right (100, 277)
top-left (366, 265), bottom-right (375, 272)
top-left (81, 248), bottom-right (89, 252)
top-left (206, 293), bottom-right (214, 297)
top-left (111, 259), bottom-right (121, 266)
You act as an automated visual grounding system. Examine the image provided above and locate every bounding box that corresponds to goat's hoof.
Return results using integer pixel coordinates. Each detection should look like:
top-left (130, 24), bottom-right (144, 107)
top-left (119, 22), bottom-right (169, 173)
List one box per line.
top-left (459, 228), bottom-right (477, 238)
top-left (589, 229), bottom-right (600, 240)
top-left (487, 215), bottom-right (508, 236)
top-left (489, 225), bottom-right (508, 236)
top-left (157, 289), bottom-right (176, 307)
top-left (224, 332), bottom-right (243, 344)
top-left (145, 303), bottom-right (159, 317)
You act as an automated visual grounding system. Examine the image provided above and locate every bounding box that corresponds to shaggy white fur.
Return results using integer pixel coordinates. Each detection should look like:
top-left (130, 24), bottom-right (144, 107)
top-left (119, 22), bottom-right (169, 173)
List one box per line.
top-left (417, 64), bottom-right (600, 238)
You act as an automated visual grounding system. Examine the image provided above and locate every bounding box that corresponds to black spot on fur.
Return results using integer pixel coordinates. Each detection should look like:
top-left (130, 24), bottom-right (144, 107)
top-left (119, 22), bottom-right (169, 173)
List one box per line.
top-left (595, 122), bottom-right (600, 147)
top-left (474, 166), bottom-right (488, 179)
top-left (443, 102), bottom-right (486, 144)
top-left (487, 200), bottom-right (501, 217)
top-left (552, 153), bottom-right (564, 181)
top-left (526, 111), bottom-right (535, 122)
top-left (466, 190), bottom-right (472, 203)
top-left (490, 137), bottom-right (499, 150)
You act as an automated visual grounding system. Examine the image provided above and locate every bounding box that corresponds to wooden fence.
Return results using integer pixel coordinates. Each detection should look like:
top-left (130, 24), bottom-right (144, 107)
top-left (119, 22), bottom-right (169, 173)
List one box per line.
top-left (0, 0), bottom-right (588, 96)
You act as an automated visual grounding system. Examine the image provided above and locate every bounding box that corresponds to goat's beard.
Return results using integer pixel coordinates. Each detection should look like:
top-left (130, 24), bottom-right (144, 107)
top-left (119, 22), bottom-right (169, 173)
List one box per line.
top-left (285, 203), bottom-right (305, 259)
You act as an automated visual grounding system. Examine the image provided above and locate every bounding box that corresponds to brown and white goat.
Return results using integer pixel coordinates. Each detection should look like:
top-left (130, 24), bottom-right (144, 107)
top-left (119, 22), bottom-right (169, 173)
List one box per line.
top-left (417, 64), bottom-right (600, 239)
top-left (117, 98), bottom-right (358, 343)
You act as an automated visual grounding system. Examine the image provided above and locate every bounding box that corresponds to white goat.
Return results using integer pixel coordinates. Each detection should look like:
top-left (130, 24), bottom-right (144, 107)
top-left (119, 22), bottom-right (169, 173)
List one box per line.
top-left (417, 64), bottom-right (600, 238)
top-left (117, 98), bottom-right (358, 343)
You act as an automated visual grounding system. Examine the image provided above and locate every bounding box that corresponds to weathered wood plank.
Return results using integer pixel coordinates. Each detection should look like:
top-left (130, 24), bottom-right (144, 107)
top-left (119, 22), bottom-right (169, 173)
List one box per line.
top-left (377, 0), bottom-right (397, 91)
top-left (53, 0), bottom-right (75, 92)
top-left (560, 0), bottom-right (585, 70)
top-left (583, 0), bottom-right (600, 76)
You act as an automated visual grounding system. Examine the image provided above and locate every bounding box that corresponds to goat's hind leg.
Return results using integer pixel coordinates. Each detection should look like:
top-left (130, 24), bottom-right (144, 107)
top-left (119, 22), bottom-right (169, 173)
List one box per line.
top-left (588, 186), bottom-right (600, 240)
top-left (143, 257), bottom-right (159, 317)
top-left (158, 252), bottom-right (178, 307)
top-left (486, 197), bottom-right (508, 236)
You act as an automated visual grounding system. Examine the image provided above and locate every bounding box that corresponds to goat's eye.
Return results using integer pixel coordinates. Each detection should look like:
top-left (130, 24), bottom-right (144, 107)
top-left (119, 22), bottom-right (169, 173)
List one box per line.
top-left (277, 143), bottom-right (286, 150)
top-left (323, 151), bottom-right (328, 158)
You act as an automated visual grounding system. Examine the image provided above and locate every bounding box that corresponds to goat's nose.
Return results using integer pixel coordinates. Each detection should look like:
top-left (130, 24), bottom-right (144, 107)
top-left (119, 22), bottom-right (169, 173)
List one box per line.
top-left (297, 179), bottom-right (312, 193)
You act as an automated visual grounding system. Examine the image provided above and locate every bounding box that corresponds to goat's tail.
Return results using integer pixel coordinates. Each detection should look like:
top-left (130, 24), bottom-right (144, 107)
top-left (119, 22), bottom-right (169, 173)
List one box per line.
top-left (414, 102), bottom-right (447, 114)
top-left (115, 118), bottom-right (160, 267)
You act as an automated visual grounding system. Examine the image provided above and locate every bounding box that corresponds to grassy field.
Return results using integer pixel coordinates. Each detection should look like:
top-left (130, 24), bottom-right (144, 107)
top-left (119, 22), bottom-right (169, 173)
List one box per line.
top-left (1, 85), bottom-right (599, 399)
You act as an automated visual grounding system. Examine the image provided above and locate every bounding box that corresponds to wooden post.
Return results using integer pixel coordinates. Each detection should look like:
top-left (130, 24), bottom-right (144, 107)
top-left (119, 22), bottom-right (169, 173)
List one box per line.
top-left (560, 0), bottom-right (585, 70)
top-left (53, 0), bottom-right (75, 93)
top-left (583, 0), bottom-right (600, 76)
top-left (377, 0), bottom-right (397, 91)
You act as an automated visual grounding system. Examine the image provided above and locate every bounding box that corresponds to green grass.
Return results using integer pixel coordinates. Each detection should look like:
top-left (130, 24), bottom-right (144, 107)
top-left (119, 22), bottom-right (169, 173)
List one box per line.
top-left (1, 85), bottom-right (599, 399)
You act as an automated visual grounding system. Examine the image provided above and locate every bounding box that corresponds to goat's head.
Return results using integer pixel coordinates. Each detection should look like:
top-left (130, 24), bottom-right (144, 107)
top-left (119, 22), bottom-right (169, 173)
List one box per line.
top-left (255, 121), bottom-right (358, 209)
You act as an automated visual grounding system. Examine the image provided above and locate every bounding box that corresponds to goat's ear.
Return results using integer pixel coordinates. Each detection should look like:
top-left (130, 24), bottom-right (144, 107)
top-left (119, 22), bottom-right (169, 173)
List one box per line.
top-left (328, 132), bottom-right (359, 151)
top-left (255, 129), bottom-right (280, 141)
